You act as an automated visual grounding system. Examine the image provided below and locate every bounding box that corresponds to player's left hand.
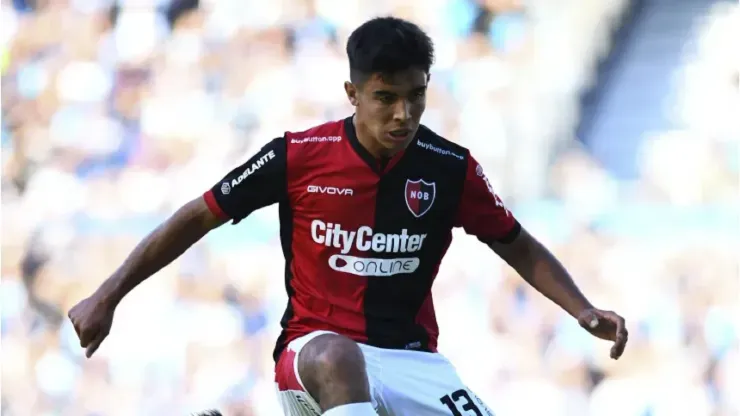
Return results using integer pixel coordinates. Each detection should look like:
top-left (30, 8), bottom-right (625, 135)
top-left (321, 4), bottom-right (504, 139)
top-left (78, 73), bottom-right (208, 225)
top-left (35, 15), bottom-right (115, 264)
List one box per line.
top-left (577, 309), bottom-right (628, 360)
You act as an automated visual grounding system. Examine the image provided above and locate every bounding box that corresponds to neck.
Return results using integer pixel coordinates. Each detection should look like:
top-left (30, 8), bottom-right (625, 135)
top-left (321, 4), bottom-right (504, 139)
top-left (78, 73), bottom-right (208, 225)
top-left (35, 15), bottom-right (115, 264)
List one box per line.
top-left (353, 115), bottom-right (399, 159)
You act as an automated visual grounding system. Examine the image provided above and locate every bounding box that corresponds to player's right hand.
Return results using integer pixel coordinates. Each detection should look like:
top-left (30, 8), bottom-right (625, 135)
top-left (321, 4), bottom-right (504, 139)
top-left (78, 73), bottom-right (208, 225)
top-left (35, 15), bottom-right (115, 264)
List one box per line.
top-left (68, 294), bottom-right (116, 358)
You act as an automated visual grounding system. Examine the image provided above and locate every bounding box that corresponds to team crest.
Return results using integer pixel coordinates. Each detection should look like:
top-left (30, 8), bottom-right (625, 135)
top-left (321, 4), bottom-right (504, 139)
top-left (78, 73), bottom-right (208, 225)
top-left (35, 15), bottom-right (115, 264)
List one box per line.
top-left (405, 179), bottom-right (436, 218)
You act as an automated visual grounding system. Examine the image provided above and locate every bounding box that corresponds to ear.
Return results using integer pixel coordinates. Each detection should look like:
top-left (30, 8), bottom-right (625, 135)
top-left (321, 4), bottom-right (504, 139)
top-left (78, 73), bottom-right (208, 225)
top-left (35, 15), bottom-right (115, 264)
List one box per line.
top-left (344, 81), bottom-right (359, 107)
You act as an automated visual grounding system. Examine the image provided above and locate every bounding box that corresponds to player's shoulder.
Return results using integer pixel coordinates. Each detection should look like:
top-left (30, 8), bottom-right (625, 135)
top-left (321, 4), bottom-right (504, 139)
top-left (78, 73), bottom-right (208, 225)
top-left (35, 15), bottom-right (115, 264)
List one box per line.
top-left (413, 124), bottom-right (470, 166)
top-left (284, 119), bottom-right (344, 145)
top-left (283, 119), bottom-right (346, 164)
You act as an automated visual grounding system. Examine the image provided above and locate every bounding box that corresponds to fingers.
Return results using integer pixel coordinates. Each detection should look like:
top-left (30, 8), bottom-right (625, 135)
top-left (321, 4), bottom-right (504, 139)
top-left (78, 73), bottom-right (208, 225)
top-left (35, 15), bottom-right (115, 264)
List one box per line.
top-left (596, 310), bottom-right (628, 359)
top-left (68, 309), bottom-right (81, 338)
top-left (610, 315), bottom-right (628, 360)
top-left (70, 313), bottom-right (96, 348)
top-left (580, 309), bottom-right (629, 359)
top-left (68, 308), bottom-right (107, 358)
top-left (79, 327), bottom-right (99, 348)
top-left (78, 325), bottom-right (108, 358)
top-left (85, 337), bottom-right (105, 358)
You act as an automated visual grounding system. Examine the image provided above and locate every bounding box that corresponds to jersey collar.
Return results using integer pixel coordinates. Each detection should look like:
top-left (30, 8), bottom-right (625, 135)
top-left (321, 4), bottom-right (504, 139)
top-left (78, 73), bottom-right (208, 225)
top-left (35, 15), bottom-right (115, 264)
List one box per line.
top-left (343, 116), bottom-right (417, 175)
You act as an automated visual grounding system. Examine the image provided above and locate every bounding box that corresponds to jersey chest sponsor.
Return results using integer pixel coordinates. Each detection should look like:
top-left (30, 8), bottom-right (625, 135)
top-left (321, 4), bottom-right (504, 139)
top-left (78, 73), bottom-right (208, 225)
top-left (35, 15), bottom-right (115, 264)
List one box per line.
top-left (311, 220), bottom-right (427, 254)
top-left (310, 219), bottom-right (427, 277)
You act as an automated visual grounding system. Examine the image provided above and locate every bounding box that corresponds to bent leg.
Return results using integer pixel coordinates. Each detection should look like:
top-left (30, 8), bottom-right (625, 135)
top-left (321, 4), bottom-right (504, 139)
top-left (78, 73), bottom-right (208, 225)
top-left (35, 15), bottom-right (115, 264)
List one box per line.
top-left (297, 333), bottom-right (374, 413)
top-left (275, 331), bottom-right (378, 415)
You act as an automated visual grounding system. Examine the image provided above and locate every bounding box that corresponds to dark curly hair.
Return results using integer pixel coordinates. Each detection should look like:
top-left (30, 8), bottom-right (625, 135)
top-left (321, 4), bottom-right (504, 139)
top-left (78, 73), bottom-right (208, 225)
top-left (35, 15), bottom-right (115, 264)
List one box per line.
top-left (346, 17), bottom-right (435, 85)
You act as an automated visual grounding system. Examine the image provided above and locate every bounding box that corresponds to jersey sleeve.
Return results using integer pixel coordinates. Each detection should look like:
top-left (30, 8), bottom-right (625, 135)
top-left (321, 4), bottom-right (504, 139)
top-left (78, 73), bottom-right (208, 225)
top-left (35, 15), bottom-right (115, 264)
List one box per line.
top-left (454, 155), bottom-right (521, 245)
top-left (203, 136), bottom-right (287, 224)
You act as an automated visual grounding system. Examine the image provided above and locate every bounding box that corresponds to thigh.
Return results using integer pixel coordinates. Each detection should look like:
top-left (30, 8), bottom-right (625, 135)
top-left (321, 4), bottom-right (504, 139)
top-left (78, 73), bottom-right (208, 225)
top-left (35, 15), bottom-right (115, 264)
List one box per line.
top-left (274, 331), bottom-right (382, 415)
top-left (375, 349), bottom-right (495, 416)
top-left (274, 332), bottom-right (329, 416)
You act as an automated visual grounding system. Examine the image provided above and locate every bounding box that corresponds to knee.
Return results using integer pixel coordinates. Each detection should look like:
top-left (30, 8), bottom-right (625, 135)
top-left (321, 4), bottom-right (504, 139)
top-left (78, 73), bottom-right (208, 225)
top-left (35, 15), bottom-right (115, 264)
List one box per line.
top-left (299, 333), bottom-right (367, 383)
top-left (297, 333), bottom-right (369, 406)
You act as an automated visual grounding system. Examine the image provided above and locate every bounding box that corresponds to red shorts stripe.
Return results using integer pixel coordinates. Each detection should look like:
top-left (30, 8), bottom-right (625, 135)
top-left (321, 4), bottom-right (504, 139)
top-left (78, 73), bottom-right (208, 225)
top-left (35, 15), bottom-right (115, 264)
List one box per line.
top-left (275, 347), bottom-right (304, 392)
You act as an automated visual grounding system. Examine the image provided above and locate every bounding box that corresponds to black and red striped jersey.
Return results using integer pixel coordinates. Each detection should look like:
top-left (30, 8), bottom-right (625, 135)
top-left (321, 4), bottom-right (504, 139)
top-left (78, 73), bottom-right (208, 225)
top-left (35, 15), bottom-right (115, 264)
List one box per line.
top-left (203, 117), bottom-right (520, 361)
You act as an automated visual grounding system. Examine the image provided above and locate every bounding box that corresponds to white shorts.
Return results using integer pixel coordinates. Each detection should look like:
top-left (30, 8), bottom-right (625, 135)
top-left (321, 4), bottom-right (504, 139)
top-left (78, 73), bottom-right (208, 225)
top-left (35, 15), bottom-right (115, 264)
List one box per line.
top-left (274, 331), bottom-right (494, 416)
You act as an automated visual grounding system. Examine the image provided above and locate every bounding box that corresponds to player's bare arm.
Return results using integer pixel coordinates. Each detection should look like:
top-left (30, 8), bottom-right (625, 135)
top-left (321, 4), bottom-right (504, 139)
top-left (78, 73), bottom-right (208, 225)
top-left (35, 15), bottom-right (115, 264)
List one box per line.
top-left (456, 157), bottom-right (628, 360)
top-left (95, 196), bottom-right (225, 306)
top-left (490, 227), bottom-right (628, 359)
top-left (69, 132), bottom-right (287, 359)
top-left (68, 197), bottom-right (227, 357)
top-left (490, 227), bottom-right (593, 319)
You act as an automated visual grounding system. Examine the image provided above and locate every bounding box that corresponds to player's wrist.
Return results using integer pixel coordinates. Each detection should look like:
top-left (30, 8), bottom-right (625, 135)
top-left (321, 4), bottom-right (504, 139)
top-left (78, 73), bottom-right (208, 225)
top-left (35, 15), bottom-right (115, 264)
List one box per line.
top-left (568, 298), bottom-right (595, 319)
top-left (95, 276), bottom-right (126, 309)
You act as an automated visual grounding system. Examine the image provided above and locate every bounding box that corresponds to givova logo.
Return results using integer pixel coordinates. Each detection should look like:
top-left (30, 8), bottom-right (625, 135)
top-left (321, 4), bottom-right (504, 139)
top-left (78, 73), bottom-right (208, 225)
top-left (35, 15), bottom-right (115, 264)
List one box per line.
top-left (310, 220), bottom-right (426, 277)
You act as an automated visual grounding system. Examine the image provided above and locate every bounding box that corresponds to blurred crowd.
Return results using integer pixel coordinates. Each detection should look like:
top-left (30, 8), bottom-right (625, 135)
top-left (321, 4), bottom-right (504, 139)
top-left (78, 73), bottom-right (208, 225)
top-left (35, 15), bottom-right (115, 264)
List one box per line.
top-left (1, 0), bottom-right (738, 415)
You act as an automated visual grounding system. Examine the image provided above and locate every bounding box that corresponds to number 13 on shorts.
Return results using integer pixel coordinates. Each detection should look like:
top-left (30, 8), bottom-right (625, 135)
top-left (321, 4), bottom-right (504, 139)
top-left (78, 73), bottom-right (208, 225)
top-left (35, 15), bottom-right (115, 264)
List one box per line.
top-left (439, 389), bottom-right (494, 416)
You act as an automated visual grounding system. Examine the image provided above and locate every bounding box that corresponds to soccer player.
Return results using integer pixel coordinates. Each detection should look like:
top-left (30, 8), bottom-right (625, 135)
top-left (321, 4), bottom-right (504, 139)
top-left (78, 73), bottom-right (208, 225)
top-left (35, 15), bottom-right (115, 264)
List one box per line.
top-left (68, 17), bottom-right (628, 416)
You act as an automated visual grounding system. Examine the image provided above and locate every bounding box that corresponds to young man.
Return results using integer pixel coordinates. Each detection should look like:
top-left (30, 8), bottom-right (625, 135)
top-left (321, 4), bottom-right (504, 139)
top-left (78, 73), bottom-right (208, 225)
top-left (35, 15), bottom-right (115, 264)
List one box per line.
top-left (68, 17), bottom-right (628, 416)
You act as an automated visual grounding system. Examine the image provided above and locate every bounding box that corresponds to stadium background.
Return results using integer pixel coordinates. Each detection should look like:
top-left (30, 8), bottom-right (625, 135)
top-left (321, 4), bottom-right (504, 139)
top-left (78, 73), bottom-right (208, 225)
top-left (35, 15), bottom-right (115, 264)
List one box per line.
top-left (1, 0), bottom-right (738, 414)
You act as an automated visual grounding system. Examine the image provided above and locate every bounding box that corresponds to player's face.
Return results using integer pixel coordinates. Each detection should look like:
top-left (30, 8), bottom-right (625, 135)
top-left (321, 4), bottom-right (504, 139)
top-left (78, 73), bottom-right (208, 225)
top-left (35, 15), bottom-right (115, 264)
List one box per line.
top-left (345, 68), bottom-right (428, 154)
